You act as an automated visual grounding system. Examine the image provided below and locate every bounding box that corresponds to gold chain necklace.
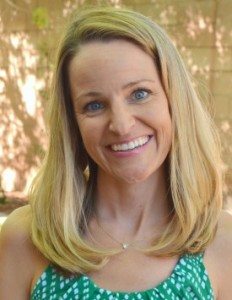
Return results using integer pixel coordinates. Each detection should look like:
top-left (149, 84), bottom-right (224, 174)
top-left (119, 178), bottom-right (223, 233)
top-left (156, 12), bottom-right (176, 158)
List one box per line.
top-left (93, 193), bottom-right (173, 250)
top-left (94, 215), bottom-right (156, 250)
top-left (95, 217), bottom-right (131, 249)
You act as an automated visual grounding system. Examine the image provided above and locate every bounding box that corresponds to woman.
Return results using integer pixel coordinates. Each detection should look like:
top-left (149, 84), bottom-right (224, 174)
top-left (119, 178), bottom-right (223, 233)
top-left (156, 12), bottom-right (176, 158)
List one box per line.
top-left (0, 6), bottom-right (231, 300)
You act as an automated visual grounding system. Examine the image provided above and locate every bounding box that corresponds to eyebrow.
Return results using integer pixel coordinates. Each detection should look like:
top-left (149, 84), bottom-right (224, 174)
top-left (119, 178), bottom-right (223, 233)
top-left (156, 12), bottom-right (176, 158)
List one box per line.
top-left (74, 79), bottom-right (155, 101)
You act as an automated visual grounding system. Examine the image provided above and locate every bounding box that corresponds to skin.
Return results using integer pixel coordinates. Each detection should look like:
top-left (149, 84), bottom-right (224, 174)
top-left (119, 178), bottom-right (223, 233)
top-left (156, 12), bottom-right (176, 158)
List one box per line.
top-left (0, 39), bottom-right (232, 299)
top-left (70, 40), bottom-right (172, 186)
top-left (69, 40), bottom-right (172, 236)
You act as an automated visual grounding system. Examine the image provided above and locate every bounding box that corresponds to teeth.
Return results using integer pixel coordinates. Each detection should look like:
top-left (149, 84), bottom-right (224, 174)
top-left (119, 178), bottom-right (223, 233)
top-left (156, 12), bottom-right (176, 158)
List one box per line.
top-left (111, 136), bottom-right (150, 152)
top-left (134, 140), bottom-right (139, 147)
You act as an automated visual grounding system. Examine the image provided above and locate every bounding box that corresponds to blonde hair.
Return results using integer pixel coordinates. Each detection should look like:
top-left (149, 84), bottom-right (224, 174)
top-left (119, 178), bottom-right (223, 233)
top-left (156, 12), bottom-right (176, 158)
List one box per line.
top-left (29, 6), bottom-right (223, 274)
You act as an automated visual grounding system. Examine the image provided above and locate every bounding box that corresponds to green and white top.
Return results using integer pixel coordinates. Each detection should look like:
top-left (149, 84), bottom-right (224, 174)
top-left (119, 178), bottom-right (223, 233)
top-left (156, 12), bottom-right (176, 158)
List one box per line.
top-left (31, 252), bottom-right (214, 299)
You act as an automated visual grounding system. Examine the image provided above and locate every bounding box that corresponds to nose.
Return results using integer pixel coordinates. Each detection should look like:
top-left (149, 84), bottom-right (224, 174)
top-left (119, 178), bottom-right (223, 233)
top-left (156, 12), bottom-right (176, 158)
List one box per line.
top-left (109, 104), bottom-right (136, 135)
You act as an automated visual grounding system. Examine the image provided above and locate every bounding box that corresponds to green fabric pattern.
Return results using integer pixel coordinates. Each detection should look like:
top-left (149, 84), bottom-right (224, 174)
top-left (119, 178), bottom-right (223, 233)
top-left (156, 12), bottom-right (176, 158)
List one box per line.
top-left (31, 252), bottom-right (214, 299)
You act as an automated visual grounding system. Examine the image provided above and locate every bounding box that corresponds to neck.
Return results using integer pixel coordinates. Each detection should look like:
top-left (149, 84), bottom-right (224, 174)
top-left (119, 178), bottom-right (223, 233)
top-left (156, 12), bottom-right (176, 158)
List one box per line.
top-left (93, 166), bottom-right (172, 240)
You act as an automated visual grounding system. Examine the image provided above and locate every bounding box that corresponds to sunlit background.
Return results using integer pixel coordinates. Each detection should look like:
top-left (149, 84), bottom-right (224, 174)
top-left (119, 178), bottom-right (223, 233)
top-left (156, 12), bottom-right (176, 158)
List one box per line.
top-left (0, 0), bottom-right (231, 222)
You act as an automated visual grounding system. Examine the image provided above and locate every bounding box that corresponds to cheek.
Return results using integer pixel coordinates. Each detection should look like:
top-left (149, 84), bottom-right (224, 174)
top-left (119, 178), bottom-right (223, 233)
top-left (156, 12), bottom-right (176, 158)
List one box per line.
top-left (77, 119), bottom-right (102, 153)
top-left (156, 104), bottom-right (172, 128)
top-left (158, 114), bottom-right (172, 143)
top-left (147, 108), bottom-right (172, 147)
top-left (146, 107), bottom-right (172, 131)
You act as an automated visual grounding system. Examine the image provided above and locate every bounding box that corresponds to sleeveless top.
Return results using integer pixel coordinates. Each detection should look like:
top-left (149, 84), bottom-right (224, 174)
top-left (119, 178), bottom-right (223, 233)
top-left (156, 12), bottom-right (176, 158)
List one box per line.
top-left (31, 252), bottom-right (214, 299)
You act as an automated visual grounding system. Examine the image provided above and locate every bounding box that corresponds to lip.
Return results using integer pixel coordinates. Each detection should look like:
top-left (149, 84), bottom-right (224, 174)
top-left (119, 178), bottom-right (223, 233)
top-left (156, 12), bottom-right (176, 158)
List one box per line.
top-left (106, 135), bottom-right (153, 157)
top-left (107, 135), bottom-right (153, 147)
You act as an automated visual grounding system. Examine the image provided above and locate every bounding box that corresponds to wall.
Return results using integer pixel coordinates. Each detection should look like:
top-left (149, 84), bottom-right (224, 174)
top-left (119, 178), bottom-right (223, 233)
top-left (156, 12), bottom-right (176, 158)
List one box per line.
top-left (0, 0), bottom-right (231, 203)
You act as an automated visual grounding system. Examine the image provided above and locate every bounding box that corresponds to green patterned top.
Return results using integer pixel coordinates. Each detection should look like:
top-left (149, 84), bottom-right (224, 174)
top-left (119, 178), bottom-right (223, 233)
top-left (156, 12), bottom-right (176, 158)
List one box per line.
top-left (31, 253), bottom-right (214, 299)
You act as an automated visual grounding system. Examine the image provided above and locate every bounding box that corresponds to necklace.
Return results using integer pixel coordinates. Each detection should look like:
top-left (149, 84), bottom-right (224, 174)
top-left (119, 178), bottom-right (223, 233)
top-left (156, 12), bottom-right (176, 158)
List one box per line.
top-left (94, 215), bottom-right (153, 250)
top-left (92, 193), bottom-right (173, 250)
top-left (95, 216), bottom-right (134, 250)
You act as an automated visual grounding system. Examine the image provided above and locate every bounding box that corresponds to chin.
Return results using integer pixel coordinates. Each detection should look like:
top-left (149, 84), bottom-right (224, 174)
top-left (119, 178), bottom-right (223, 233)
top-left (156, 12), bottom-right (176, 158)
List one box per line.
top-left (115, 169), bottom-right (153, 184)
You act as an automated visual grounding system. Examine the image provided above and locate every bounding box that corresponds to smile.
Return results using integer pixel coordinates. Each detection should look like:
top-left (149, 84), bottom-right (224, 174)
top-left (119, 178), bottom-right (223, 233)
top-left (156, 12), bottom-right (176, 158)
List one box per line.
top-left (110, 135), bottom-right (151, 152)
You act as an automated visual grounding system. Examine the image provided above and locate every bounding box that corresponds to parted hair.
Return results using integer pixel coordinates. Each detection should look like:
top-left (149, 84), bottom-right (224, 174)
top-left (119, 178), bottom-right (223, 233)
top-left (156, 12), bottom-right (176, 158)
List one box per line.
top-left (29, 6), bottom-right (223, 274)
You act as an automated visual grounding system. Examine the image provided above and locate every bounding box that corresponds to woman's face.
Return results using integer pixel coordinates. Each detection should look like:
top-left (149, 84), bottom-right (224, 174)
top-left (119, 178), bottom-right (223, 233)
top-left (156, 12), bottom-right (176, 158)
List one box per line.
top-left (69, 40), bottom-right (172, 183)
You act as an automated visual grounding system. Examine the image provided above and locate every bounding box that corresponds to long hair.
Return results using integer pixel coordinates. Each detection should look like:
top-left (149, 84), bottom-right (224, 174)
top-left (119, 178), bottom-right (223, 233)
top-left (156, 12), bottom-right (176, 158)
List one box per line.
top-left (29, 6), bottom-right (223, 274)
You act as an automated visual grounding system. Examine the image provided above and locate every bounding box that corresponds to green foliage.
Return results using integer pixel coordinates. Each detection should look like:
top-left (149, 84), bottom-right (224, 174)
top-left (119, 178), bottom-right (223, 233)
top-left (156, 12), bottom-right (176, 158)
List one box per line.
top-left (0, 177), bottom-right (5, 204)
top-left (0, 195), bottom-right (6, 204)
top-left (32, 7), bottom-right (49, 29)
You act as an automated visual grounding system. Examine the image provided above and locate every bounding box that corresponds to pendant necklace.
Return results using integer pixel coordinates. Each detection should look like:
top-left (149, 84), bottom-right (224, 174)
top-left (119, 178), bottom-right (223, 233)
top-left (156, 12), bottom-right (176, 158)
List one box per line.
top-left (93, 193), bottom-right (173, 250)
top-left (94, 215), bottom-right (151, 250)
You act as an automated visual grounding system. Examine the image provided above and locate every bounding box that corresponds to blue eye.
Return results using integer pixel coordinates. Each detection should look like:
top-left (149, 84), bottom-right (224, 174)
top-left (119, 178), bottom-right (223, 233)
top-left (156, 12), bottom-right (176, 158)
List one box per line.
top-left (85, 101), bottom-right (104, 112)
top-left (132, 89), bottom-right (151, 101)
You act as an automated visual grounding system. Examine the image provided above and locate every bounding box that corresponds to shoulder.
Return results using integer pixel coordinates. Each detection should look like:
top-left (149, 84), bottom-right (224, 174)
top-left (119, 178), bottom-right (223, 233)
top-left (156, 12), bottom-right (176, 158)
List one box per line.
top-left (1, 203), bottom-right (31, 230)
top-left (0, 205), bottom-right (34, 273)
top-left (0, 204), bottom-right (31, 245)
top-left (212, 209), bottom-right (232, 254)
top-left (0, 205), bottom-right (45, 297)
top-left (0, 205), bottom-right (32, 251)
top-left (205, 209), bottom-right (232, 300)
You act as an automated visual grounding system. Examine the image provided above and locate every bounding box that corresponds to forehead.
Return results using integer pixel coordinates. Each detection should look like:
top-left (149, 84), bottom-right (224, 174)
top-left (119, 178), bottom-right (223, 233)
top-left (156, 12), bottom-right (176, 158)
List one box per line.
top-left (68, 40), bottom-right (160, 87)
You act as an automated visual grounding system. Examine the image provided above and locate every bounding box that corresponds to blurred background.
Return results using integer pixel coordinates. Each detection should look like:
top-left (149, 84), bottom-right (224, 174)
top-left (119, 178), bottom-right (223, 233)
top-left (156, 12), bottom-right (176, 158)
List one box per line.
top-left (0, 0), bottom-right (231, 220)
